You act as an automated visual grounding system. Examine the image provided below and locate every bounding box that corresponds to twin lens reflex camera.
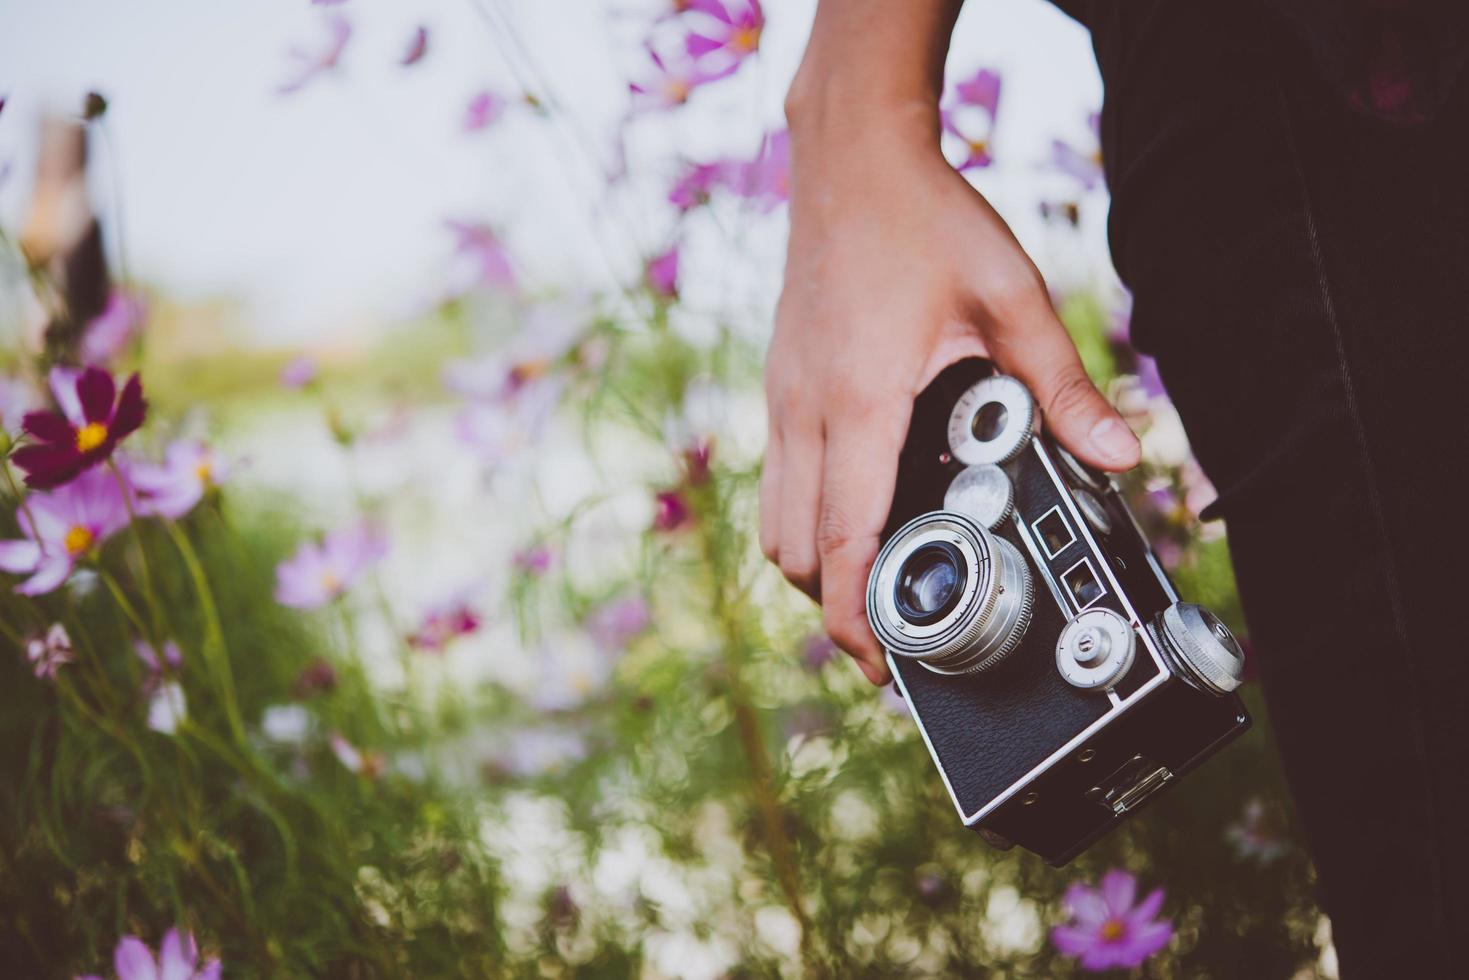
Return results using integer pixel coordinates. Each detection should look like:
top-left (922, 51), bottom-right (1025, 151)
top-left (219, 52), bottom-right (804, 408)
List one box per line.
top-left (866, 358), bottom-right (1250, 865)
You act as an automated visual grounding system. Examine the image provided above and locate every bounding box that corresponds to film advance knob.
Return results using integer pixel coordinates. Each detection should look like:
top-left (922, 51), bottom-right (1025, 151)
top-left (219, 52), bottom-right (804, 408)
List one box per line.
top-left (1056, 607), bottom-right (1136, 690)
top-left (944, 464), bottom-right (1015, 530)
top-left (1156, 603), bottom-right (1245, 695)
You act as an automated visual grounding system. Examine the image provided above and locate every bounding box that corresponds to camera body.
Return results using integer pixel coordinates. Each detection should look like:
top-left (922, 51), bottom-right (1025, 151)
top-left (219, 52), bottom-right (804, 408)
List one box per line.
top-left (868, 358), bottom-right (1250, 866)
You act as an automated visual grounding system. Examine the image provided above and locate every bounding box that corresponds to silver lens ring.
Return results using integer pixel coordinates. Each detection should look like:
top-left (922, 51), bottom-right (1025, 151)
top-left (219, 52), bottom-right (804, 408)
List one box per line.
top-left (866, 511), bottom-right (1035, 675)
top-left (1153, 603), bottom-right (1245, 695)
top-left (947, 375), bottom-right (1037, 466)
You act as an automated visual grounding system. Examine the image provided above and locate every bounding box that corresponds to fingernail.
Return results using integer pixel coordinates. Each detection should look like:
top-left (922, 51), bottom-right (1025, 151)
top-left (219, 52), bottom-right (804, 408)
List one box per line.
top-left (1088, 417), bottom-right (1139, 464)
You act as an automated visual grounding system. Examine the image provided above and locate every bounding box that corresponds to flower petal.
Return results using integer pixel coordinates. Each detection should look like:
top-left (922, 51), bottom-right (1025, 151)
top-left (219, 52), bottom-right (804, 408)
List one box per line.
top-left (21, 409), bottom-right (73, 445)
top-left (76, 366), bottom-right (116, 424)
top-left (1050, 923), bottom-right (1100, 958)
top-left (158, 928), bottom-right (197, 980)
top-left (1099, 869), bottom-right (1137, 918)
top-left (1062, 882), bottom-right (1109, 928)
top-left (0, 539), bottom-right (41, 573)
top-left (114, 936), bottom-right (160, 980)
top-left (1128, 886), bottom-right (1166, 925)
top-left (17, 556), bottom-right (74, 596)
top-left (48, 366), bottom-right (85, 426)
top-left (11, 443), bottom-right (85, 489)
top-left (110, 373), bottom-right (147, 439)
top-left (1117, 919), bottom-right (1173, 967)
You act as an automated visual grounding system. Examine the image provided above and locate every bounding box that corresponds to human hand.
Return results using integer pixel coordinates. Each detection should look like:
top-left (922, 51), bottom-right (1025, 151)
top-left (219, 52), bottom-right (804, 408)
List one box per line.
top-left (761, 97), bottom-right (1139, 686)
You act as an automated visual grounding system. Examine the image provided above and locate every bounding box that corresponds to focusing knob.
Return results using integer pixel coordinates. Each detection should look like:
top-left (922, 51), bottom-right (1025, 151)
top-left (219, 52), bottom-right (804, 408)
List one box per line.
top-left (946, 375), bottom-right (1036, 466)
top-left (944, 464), bottom-right (1015, 530)
top-left (1056, 608), bottom-right (1136, 690)
top-left (1154, 603), bottom-right (1245, 695)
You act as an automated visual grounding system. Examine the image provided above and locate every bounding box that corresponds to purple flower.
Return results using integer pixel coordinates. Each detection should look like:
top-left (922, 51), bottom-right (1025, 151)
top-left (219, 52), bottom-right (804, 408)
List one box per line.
top-left (584, 594), bottom-right (650, 653)
top-left (0, 375), bottom-right (36, 438)
top-left (941, 68), bottom-right (1001, 172)
top-left (513, 543), bottom-right (555, 575)
top-left (628, 45), bottom-right (737, 111)
top-left (652, 489), bottom-right (691, 531)
top-left (80, 289), bottom-right (146, 366)
top-left (1051, 869), bottom-right (1173, 972)
top-left (1050, 111), bottom-right (1104, 190)
top-left (294, 657), bottom-right (338, 698)
top-left (24, 624), bottom-right (73, 680)
top-left (726, 129), bottom-right (789, 211)
top-left (146, 681), bottom-right (187, 735)
top-left (278, 13), bottom-right (352, 96)
top-left (12, 366), bottom-right (146, 489)
top-left (801, 632), bottom-right (838, 672)
top-left (407, 602), bottom-right (481, 653)
top-left (0, 466), bottom-right (132, 595)
top-left (330, 732), bottom-right (383, 777)
top-left (647, 244), bottom-right (680, 299)
top-left (280, 355), bottom-right (318, 390)
top-left (130, 441), bottom-right (228, 520)
top-left (274, 522), bottom-right (387, 609)
top-left (401, 25), bottom-right (429, 67)
top-left (668, 160), bottom-right (734, 212)
top-left (446, 219), bottom-right (516, 293)
top-left (683, 0), bottom-right (764, 65)
top-left (133, 638), bottom-right (183, 683)
top-left (87, 928), bottom-right (220, 980)
top-left (463, 90), bottom-right (507, 132)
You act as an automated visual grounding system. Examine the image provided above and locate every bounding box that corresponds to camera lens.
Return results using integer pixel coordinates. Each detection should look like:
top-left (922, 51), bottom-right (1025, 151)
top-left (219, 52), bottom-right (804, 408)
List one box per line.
top-left (895, 542), bottom-right (966, 626)
top-left (866, 511), bottom-right (1035, 675)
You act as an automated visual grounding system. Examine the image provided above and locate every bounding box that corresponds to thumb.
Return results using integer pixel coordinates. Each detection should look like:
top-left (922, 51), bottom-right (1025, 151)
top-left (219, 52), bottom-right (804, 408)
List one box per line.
top-left (985, 289), bottom-right (1140, 472)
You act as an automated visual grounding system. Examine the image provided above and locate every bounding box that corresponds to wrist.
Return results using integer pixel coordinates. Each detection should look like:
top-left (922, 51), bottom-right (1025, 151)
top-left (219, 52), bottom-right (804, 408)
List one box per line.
top-left (785, 78), bottom-right (942, 151)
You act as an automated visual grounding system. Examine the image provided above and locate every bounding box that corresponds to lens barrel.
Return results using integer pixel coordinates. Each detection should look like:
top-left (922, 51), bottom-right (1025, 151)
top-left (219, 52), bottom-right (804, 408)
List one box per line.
top-left (866, 511), bottom-right (1034, 675)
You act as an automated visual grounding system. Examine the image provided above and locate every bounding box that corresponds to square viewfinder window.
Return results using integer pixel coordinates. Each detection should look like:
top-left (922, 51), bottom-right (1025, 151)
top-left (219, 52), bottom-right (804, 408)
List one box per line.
top-left (1033, 507), bottom-right (1074, 558)
top-left (1063, 559), bottom-right (1106, 611)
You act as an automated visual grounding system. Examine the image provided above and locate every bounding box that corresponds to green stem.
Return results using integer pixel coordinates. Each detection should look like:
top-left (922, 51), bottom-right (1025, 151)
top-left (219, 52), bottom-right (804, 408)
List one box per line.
top-left (98, 566), bottom-right (151, 639)
top-left (106, 460), bottom-right (167, 642)
top-left (162, 517), bottom-right (245, 746)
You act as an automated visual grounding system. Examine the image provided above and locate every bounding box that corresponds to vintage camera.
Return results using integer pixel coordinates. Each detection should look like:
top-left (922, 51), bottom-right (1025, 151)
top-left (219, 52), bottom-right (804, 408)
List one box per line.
top-left (867, 358), bottom-right (1250, 865)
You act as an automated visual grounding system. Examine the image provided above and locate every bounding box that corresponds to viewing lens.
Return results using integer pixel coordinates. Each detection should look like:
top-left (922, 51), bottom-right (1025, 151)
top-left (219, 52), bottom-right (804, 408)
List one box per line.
top-left (971, 401), bottom-right (1010, 443)
top-left (895, 543), bottom-right (966, 626)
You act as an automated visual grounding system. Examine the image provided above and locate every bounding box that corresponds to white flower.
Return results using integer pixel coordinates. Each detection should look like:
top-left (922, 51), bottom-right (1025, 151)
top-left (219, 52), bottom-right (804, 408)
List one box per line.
top-left (261, 704), bottom-right (311, 745)
top-left (147, 682), bottom-right (187, 735)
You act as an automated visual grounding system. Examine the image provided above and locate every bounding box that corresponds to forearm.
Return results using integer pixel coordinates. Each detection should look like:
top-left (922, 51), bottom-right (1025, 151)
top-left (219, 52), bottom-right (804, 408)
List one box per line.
top-left (785, 0), bottom-right (964, 136)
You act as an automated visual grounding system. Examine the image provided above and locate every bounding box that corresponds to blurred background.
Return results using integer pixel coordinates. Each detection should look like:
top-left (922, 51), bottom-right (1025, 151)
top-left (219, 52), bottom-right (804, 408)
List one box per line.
top-left (0, 1), bottom-right (1332, 976)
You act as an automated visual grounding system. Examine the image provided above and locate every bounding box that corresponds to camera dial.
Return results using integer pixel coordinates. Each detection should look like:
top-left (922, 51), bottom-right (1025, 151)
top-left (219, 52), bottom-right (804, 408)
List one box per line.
top-left (1056, 608), bottom-right (1136, 690)
top-left (1153, 603), bottom-right (1246, 694)
top-left (947, 375), bottom-right (1035, 466)
top-left (943, 463), bottom-right (1015, 530)
top-left (867, 510), bottom-right (1034, 674)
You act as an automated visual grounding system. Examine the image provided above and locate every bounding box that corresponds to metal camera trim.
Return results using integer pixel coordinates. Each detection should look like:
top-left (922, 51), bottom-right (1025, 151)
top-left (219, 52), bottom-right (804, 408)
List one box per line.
top-left (947, 375), bottom-right (1036, 466)
top-left (867, 510), bottom-right (1034, 675)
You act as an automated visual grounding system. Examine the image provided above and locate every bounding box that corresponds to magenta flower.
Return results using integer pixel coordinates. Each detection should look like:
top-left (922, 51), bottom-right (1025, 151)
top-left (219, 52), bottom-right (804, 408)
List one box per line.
top-left (628, 45), bottom-right (737, 111)
top-left (668, 160), bottom-right (734, 211)
top-left (278, 13), bottom-right (352, 95)
top-left (130, 441), bottom-right (228, 520)
top-left (401, 25), bottom-right (429, 67)
top-left (330, 732), bottom-right (383, 777)
top-left (274, 522), bottom-right (387, 609)
top-left (463, 90), bottom-right (507, 132)
top-left (683, 0), bottom-right (764, 65)
top-left (407, 602), bottom-right (481, 653)
top-left (1051, 111), bottom-right (1104, 190)
top-left (682, 436), bottom-right (713, 485)
top-left (446, 219), bottom-right (516, 293)
top-left (584, 594), bottom-right (651, 653)
top-left (513, 542), bottom-right (555, 575)
top-left (1051, 869), bottom-right (1173, 972)
top-left (727, 129), bottom-right (789, 210)
top-left (81, 288), bottom-right (146, 366)
top-left (646, 244), bottom-right (680, 299)
top-left (652, 489), bottom-right (691, 531)
top-left (12, 366), bottom-right (146, 489)
top-left (133, 638), bottom-right (183, 681)
top-left (941, 68), bottom-right (1001, 172)
top-left (294, 657), bottom-right (338, 698)
top-left (79, 928), bottom-right (220, 980)
top-left (24, 624), bottom-right (73, 680)
top-left (280, 354), bottom-right (318, 390)
top-left (0, 466), bottom-right (131, 595)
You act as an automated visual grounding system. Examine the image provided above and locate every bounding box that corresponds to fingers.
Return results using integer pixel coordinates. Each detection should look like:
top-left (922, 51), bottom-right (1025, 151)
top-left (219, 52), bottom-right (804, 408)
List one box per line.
top-left (983, 278), bottom-right (1139, 472)
top-left (777, 416), bottom-right (824, 601)
top-left (815, 389), bottom-right (910, 686)
top-left (758, 421), bottom-right (783, 564)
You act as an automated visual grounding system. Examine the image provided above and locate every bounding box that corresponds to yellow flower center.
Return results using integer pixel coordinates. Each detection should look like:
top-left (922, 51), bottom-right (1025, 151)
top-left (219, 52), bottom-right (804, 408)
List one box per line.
top-left (75, 422), bottom-right (109, 452)
top-left (64, 525), bottom-right (94, 555)
top-left (1100, 919), bottom-right (1125, 942)
top-left (195, 458), bottom-right (214, 484)
top-left (969, 138), bottom-right (989, 157)
top-left (320, 571), bottom-right (341, 595)
top-left (666, 78), bottom-right (692, 104)
top-left (731, 26), bottom-right (761, 53)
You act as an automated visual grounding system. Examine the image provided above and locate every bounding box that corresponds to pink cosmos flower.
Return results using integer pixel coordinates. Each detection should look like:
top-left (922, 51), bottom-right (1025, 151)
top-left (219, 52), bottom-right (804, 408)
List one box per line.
top-left (647, 244), bottom-right (680, 298)
top-left (628, 45), bottom-right (737, 111)
top-left (330, 732), bottom-right (383, 777)
top-left (0, 466), bottom-right (131, 595)
top-left (401, 25), bottom-right (429, 67)
top-left (513, 543), bottom-right (555, 575)
top-left (683, 436), bottom-right (713, 486)
top-left (280, 355), bottom-right (319, 390)
top-left (1051, 111), bottom-right (1104, 190)
top-left (274, 522), bottom-right (387, 609)
top-left (941, 68), bottom-right (1001, 172)
top-left (13, 366), bottom-right (146, 489)
top-left (727, 129), bottom-right (789, 210)
top-left (81, 288), bottom-right (146, 366)
top-left (278, 13), bottom-right (352, 96)
top-left (25, 624), bottom-right (73, 680)
top-left (668, 159), bottom-right (734, 211)
top-left (652, 489), bottom-right (691, 531)
top-left (129, 441), bottom-right (228, 520)
top-left (683, 0), bottom-right (764, 66)
top-left (584, 594), bottom-right (651, 653)
top-left (498, 728), bottom-right (588, 777)
top-left (1051, 869), bottom-right (1173, 972)
top-left (0, 375), bottom-right (36, 438)
top-left (407, 602), bottom-right (481, 653)
top-left (463, 90), bottom-right (507, 132)
top-left (446, 219), bottom-right (516, 293)
top-left (77, 928), bottom-right (220, 980)
top-left (133, 637), bottom-right (183, 682)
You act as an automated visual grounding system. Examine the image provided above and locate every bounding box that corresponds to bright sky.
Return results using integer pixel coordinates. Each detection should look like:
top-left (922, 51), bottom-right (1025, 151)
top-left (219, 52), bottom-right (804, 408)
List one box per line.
top-left (0, 0), bottom-right (1108, 347)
